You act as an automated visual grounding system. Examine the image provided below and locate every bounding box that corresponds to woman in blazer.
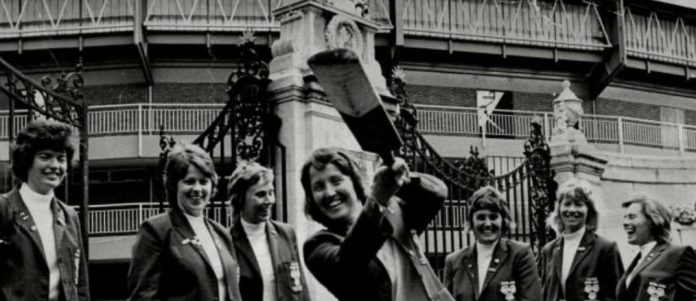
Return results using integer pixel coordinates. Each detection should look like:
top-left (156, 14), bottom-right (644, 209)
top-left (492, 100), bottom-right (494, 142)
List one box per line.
top-left (538, 178), bottom-right (624, 301)
top-left (443, 186), bottom-right (541, 301)
top-left (617, 195), bottom-right (696, 301)
top-left (227, 162), bottom-right (310, 301)
top-left (127, 144), bottom-right (242, 301)
top-left (0, 120), bottom-right (89, 301)
top-left (301, 148), bottom-right (453, 301)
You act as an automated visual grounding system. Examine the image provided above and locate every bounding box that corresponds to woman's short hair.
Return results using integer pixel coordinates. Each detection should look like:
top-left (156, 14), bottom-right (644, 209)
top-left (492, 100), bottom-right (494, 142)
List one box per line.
top-left (622, 195), bottom-right (672, 244)
top-left (11, 119), bottom-right (78, 183)
top-left (164, 144), bottom-right (218, 210)
top-left (227, 161), bottom-right (274, 221)
top-left (467, 186), bottom-right (513, 235)
top-left (300, 148), bottom-right (366, 228)
top-left (548, 178), bottom-right (599, 233)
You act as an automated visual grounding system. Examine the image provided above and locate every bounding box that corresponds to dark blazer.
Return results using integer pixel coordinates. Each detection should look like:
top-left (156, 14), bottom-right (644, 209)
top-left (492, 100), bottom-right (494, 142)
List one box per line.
top-left (127, 209), bottom-right (242, 301)
top-left (538, 231), bottom-right (624, 301)
top-left (0, 189), bottom-right (90, 301)
top-left (230, 219), bottom-right (310, 301)
top-left (616, 243), bottom-right (696, 301)
top-left (443, 238), bottom-right (542, 301)
top-left (303, 172), bottom-right (453, 301)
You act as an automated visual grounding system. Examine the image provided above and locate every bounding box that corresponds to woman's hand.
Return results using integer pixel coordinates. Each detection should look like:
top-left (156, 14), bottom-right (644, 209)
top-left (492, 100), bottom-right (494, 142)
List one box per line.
top-left (370, 157), bottom-right (410, 206)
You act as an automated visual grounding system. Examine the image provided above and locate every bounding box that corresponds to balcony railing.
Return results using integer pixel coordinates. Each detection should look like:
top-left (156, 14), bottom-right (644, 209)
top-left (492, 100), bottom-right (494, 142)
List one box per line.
top-left (74, 202), bottom-right (231, 236)
top-left (416, 104), bottom-right (696, 154)
top-left (624, 7), bottom-right (696, 67)
top-left (1, 1), bottom-right (695, 67)
top-left (1, 103), bottom-right (694, 155)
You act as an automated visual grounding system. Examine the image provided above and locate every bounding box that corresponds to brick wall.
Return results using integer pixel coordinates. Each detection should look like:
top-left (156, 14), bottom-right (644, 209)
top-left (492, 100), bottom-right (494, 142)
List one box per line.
top-left (153, 83), bottom-right (227, 104)
top-left (685, 110), bottom-right (696, 126)
top-left (83, 84), bottom-right (148, 105)
top-left (405, 85), bottom-right (476, 107)
top-left (595, 97), bottom-right (660, 121)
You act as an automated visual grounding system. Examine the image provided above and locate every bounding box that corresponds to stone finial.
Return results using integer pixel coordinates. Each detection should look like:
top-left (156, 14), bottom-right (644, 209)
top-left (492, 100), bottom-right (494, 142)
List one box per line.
top-left (552, 80), bottom-right (584, 139)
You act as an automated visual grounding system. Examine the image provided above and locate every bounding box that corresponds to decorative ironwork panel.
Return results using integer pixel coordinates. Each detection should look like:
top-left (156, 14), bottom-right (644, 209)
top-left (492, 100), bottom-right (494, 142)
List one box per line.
top-left (624, 7), bottom-right (696, 67)
top-left (390, 64), bottom-right (555, 275)
top-left (193, 31), bottom-right (271, 162)
top-left (402, 0), bottom-right (611, 50)
top-left (0, 58), bottom-right (85, 126)
top-left (523, 116), bottom-right (556, 251)
top-left (0, 0), bottom-right (135, 38)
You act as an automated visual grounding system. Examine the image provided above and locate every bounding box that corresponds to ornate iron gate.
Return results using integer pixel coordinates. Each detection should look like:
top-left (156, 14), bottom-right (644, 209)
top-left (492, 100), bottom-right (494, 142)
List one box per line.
top-left (160, 33), bottom-right (285, 226)
top-left (390, 69), bottom-right (555, 276)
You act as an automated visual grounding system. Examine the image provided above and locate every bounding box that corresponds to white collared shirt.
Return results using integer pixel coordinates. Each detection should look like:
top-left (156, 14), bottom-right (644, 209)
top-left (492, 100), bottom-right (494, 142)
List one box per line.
top-left (20, 183), bottom-right (60, 301)
top-left (626, 241), bottom-right (657, 286)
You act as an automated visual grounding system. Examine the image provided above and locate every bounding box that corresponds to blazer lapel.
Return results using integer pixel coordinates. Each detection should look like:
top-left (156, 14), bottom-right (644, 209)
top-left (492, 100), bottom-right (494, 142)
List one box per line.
top-left (568, 231), bottom-right (595, 278)
top-left (51, 198), bottom-right (66, 250)
top-left (9, 190), bottom-right (46, 260)
top-left (210, 221), bottom-right (239, 299)
top-left (631, 243), bottom-right (668, 282)
top-left (231, 219), bottom-right (262, 278)
top-left (481, 240), bottom-right (510, 294)
top-left (551, 238), bottom-right (564, 289)
top-left (462, 247), bottom-right (479, 299)
top-left (267, 221), bottom-right (281, 292)
top-left (170, 210), bottom-right (213, 270)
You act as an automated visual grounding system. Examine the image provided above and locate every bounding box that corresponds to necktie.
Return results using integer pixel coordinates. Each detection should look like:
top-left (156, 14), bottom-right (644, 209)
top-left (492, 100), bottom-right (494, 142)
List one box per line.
top-left (625, 252), bottom-right (643, 286)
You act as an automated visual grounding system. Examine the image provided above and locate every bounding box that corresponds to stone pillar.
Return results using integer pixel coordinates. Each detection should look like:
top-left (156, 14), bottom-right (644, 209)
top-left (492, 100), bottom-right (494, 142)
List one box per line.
top-left (549, 81), bottom-right (611, 236)
top-left (268, 1), bottom-right (389, 300)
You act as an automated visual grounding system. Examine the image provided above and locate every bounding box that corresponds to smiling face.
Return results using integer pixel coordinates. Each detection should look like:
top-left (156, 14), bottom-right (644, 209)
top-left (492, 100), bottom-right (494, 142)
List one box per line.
top-left (241, 179), bottom-right (275, 224)
top-left (26, 149), bottom-right (67, 195)
top-left (559, 197), bottom-right (588, 234)
top-left (177, 165), bottom-right (213, 217)
top-left (309, 163), bottom-right (361, 227)
top-left (623, 202), bottom-right (655, 246)
top-left (472, 209), bottom-right (502, 245)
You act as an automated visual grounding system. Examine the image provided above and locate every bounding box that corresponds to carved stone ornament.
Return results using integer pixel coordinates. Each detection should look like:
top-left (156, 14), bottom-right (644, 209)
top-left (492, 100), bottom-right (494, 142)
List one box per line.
top-left (552, 80), bottom-right (583, 137)
top-left (324, 15), bottom-right (363, 57)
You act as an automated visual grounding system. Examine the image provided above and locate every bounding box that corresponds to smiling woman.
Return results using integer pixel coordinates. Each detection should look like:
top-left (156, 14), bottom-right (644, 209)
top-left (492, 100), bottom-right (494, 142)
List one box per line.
top-left (538, 178), bottom-right (624, 301)
top-left (227, 161), bottom-right (310, 301)
top-left (127, 144), bottom-right (242, 301)
top-left (443, 186), bottom-right (541, 301)
top-left (0, 119), bottom-right (89, 301)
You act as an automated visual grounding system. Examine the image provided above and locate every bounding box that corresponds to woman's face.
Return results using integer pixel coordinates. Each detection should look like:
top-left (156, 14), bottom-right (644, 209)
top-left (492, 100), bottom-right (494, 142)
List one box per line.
top-left (177, 165), bottom-right (212, 217)
top-left (472, 209), bottom-right (502, 245)
top-left (559, 196), bottom-right (588, 233)
top-left (309, 163), bottom-right (361, 226)
top-left (241, 179), bottom-right (276, 224)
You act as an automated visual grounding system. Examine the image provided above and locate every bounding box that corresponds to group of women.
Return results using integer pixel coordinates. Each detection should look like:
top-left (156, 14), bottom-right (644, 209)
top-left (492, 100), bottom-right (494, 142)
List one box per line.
top-left (126, 143), bottom-right (696, 301)
top-left (127, 144), bottom-right (309, 301)
top-left (444, 178), bottom-right (696, 301)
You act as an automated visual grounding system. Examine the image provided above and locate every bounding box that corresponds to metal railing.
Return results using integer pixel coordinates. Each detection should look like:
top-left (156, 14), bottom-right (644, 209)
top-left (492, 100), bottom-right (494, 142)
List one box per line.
top-left (624, 7), bottom-right (696, 67)
top-left (415, 104), bottom-right (696, 154)
top-left (74, 202), bottom-right (231, 235)
top-left (2, 103), bottom-right (694, 154)
top-left (0, 103), bottom-right (225, 138)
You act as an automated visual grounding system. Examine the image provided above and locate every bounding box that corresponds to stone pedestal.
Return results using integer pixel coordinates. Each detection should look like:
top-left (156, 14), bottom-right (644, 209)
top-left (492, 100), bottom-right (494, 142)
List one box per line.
top-left (267, 1), bottom-right (390, 300)
top-left (549, 81), bottom-right (610, 236)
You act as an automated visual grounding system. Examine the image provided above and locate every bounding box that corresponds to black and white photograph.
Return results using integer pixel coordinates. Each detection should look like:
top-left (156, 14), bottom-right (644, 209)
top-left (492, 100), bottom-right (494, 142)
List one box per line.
top-left (0, 0), bottom-right (695, 300)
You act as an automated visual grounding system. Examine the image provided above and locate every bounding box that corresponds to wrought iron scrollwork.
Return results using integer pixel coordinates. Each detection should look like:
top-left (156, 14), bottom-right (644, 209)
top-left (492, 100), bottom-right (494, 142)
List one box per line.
top-left (391, 66), bottom-right (418, 167)
top-left (523, 116), bottom-right (557, 251)
top-left (194, 30), bottom-right (272, 163)
top-left (0, 57), bottom-right (85, 126)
